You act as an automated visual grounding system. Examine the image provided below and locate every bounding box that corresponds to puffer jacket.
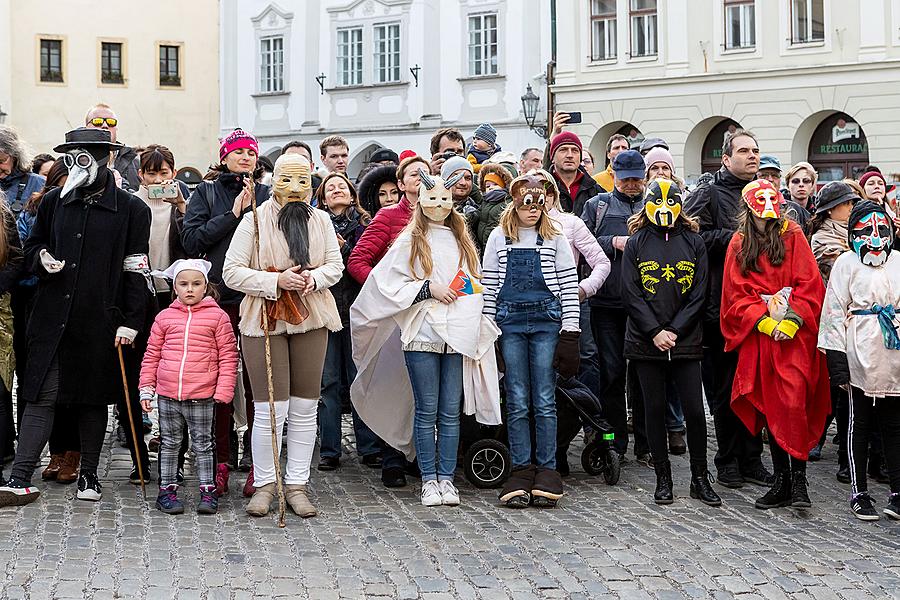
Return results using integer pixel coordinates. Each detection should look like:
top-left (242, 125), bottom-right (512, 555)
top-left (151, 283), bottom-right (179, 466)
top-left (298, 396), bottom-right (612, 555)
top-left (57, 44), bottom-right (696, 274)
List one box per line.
top-left (347, 195), bottom-right (413, 283)
top-left (139, 296), bottom-right (239, 402)
top-left (470, 188), bottom-right (510, 254)
top-left (548, 207), bottom-right (610, 298)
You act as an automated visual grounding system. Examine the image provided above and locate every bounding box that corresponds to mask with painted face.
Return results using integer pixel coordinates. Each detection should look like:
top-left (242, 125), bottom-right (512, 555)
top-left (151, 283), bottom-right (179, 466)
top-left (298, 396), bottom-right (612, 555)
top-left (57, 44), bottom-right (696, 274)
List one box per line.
top-left (644, 178), bottom-right (682, 228)
top-left (272, 153), bottom-right (312, 205)
top-left (510, 174), bottom-right (549, 213)
top-left (851, 210), bottom-right (893, 267)
top-left (417, 167), bottom-right (462, 222)
top-left (742, 179), bottom-right (783, 220)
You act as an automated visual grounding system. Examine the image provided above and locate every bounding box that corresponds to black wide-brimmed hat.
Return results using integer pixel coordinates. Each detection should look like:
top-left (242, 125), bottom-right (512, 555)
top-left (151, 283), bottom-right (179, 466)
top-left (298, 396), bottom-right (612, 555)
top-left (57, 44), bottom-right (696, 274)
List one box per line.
top-left (815, 181), bottom-right (860, 215)
top-left (53, 127), bottom-right (124, 153)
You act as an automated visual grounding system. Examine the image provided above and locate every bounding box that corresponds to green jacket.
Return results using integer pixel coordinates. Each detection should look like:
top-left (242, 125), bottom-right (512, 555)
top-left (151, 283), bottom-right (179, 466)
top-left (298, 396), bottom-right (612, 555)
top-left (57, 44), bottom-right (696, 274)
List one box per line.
top-left (471, 188), bottom-right (511, 255)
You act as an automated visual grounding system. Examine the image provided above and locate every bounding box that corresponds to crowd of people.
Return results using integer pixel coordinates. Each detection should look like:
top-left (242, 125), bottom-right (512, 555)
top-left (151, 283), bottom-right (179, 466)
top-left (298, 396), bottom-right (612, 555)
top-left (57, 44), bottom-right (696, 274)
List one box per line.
top-left (0, 104), bottom-right (898, 523)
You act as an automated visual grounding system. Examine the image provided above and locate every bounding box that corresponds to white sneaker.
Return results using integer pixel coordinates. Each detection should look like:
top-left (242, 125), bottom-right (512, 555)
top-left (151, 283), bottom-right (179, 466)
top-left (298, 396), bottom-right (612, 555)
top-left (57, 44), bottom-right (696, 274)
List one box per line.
top-left (421, 480), bottom-right (442, 507)
top-left (439, 480), bottom-right (460, 506)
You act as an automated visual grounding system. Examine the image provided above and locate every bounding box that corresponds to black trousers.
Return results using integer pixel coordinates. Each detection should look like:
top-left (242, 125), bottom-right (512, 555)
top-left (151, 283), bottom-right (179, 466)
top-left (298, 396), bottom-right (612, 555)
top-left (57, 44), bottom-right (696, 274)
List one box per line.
top-left (591, 307), bottom-right (646, 455)
top-left (702, 331), bottom-right (764, 473)
top-left (848, 387), bottom-right (900, 496)
top-left (768, 432), bottom-right (806, 475)
top-left (634, 359), bottom-right (707, 472)
top-left (11, 355), bottom-right (108, 482)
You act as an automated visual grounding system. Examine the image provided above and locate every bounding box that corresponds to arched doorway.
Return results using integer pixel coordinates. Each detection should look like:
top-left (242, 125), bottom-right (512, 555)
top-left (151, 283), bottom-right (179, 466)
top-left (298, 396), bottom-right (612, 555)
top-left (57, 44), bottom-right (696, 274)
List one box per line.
top-left (589, 121), bottom-right (640, 169)
top-left (348, 142), bottom-right (385, 181)
top-left (701, 119), bottom-right (741, 174)
top-left (807, 112), bottom-right (869, 183)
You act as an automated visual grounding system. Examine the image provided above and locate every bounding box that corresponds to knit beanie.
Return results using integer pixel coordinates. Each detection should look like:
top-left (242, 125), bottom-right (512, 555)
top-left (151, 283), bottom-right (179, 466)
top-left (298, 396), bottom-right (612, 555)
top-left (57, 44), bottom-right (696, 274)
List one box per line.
top-left (398, 149), bottom-right (418, 162)
top-left (473, 123), bottom-right (497, 147)
top-left (440, 156), bottom-right (473, 180)
top-left (644, 147), bottom-right (675, 176)
top-left (859, 171), bottom-right (886, 189)
top-left (549, 131), bottom-right (582, 160)
top-left (219, 128), bottom-right (258, 161)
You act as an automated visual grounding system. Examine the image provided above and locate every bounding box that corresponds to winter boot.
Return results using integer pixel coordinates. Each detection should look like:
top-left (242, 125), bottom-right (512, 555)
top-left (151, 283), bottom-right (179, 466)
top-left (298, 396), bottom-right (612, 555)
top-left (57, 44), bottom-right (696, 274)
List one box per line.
top-left (215, 463), bottom-right (230, 496)
top-left (242, 469), bottom-right (256, 498)
top-left (56, 451), bottom-right (80, 484)
top-left (755, 471), bottom-right (792, 509)
top-left (155, 484), bottom-right (184, 514)
top-left (653, 460), bottom-right (674, 505)
top-left (791, 470), bottom-right (812, 508)
top-left (531, 468), bottom-right (564, 508)
top-left (285, 484), bottom-right (317, 518)
top-left (499, 465), bottom-right (535, 508)
top-left (689, 467), bottom-right (722, 507)
top-left (41, 454), bottom-right (64, 481)
top-left (245, 482), bottom-right (276, 517)
top-left (197, 485), bottom-right (219, 514)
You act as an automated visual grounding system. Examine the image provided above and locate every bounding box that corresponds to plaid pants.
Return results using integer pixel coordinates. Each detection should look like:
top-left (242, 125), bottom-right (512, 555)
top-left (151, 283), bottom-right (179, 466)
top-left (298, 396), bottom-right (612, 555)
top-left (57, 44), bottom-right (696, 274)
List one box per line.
top-left (158, 396), bottom-right (215, 488)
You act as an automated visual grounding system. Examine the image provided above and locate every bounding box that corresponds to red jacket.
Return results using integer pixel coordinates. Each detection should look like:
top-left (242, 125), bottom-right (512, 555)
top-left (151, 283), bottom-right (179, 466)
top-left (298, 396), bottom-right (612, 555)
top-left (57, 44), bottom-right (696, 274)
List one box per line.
top-left (139, 296), bottom-right (239, 402)
top-left (347, 196), bottom-right (413, 284)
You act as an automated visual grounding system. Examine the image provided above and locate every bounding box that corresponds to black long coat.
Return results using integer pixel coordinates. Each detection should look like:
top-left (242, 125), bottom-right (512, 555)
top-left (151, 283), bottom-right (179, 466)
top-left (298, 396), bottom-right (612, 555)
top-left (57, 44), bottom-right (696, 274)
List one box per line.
top-left (22, 174), bottom-right (150, 406)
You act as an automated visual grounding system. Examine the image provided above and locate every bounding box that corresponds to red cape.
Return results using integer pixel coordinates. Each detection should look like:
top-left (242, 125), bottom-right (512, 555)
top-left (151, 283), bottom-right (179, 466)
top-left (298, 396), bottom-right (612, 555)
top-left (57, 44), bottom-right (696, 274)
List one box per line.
top-left (720, 221), bottom-right (830, 459)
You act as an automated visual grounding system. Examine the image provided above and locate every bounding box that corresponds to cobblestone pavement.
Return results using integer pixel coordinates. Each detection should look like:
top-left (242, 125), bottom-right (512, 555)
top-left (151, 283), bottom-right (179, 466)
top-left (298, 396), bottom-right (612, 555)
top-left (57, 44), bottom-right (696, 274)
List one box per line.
top-left (2, 416), bottom-right (900, 600)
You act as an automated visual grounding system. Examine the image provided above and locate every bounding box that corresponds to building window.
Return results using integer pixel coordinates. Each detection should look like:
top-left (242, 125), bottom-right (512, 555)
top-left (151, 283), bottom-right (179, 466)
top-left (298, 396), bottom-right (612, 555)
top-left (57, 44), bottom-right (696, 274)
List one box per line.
top-left (101, 42), bottom-right (124, 84)
top-left (39, 38), bottom-right (63, 83)
top-left (791, 0), bottom-right (824, 44)
top-left (629, 0), bottom-right (657, 57)
top-left (259, 36), bottom-right (284, 93)
top-left (374, 22), bottom-right (401, 83)
top-left (337, 27), bottom-right (363, 86)
top-left (590, 0), bottom-right (617, 61)
top-left (724, 0), bottom-right (755, 49)
top-left (467, 12), bottom-right (499, 76)
top-left (159, 44), bottom-right (181, 87)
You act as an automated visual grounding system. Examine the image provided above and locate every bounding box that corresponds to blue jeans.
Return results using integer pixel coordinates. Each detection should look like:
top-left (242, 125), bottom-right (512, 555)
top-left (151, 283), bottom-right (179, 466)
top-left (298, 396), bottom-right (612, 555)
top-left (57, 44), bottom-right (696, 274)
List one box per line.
top-left (499, 329), bottom-right (559, 469)
top-left (319, 329), bottom-right (380, 459)
top-left (404, 351), bottom-right (462, 482)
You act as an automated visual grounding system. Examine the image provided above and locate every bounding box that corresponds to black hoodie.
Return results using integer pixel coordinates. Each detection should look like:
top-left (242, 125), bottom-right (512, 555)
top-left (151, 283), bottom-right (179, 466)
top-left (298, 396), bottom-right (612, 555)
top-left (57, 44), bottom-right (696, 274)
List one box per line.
top-left (620, 222), bottom-right (709, 361)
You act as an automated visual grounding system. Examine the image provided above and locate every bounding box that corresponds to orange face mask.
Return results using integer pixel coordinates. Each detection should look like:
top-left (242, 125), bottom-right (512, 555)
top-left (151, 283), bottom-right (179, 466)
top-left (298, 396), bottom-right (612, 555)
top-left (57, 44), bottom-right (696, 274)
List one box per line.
top-left (742, 179), bottom-right (783, 220)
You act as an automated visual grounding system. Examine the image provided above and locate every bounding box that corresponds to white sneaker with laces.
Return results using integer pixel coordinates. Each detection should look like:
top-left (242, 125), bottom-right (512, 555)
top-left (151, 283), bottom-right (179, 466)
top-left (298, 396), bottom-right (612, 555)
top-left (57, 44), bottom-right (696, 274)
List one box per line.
top-left (421, 480), bottom-right (442, 507)
top-left (439, 480), bottom-right (460, 506)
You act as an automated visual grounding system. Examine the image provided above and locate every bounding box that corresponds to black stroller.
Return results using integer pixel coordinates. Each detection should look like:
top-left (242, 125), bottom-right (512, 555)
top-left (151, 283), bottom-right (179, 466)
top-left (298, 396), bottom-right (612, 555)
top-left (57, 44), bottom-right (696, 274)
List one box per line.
top-left (459, 376), bottom-right (620, 488)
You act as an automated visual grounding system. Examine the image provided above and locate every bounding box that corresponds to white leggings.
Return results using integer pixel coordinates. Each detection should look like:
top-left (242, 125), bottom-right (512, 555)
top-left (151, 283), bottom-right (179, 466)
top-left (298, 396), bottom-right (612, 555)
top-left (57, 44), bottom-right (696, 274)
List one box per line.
top-left (251, 397), bottom-right (318, 486)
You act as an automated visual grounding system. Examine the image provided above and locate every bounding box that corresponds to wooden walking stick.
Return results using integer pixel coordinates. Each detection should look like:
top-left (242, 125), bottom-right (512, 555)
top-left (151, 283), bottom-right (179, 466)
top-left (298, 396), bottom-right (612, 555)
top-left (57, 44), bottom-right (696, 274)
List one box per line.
top-left (249, 177), bottom-right (288, 528)
top-left (117, 345), bottom-right (147, 501)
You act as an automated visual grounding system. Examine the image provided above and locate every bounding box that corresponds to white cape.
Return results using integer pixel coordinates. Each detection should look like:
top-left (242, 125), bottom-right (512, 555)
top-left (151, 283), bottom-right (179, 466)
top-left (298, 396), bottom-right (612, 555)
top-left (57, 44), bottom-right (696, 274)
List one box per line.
top-left (350, 229), bottom-right (502, 460)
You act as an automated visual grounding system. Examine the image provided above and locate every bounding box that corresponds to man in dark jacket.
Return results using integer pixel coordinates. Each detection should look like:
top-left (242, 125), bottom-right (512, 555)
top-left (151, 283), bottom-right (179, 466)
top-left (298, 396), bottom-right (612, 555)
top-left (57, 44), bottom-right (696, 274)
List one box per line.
top-left (0, 128), bottom-right (150, 506)
top-left (84, 104), bottom-right (141, 193)
top-left (581, 150), bottom-right (648, 460)
top-left (683, 129), bottom-right (773, 489)
top-left (550, 132), bottom-right (603, 217)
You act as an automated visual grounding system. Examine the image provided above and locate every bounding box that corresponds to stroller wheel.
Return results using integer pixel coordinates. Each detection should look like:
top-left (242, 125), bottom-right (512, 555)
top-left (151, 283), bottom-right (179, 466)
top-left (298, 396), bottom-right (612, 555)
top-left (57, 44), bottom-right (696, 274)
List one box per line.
top-left (582, 441), bottom-right (621, 485)
top-left (464, 439), bottom-right (511, 489)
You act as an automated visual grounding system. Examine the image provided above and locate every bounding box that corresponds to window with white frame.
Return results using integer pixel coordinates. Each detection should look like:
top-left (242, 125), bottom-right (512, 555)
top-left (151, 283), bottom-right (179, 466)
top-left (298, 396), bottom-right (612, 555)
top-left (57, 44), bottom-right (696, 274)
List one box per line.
top-left (259, 36), bottom-right (284, 93)
top-left (374, 22), bottom-right (401, 83)
top-left (467, 12), bottom-right (499, 76)
top-left (590, 0), bottom-right (617, 61)
top-left (791, 0), bottom-right (824, 44)
top-left (724, 0), bottom-right (755, 49)
top-left (337, 27), bottom-right (363, 86)
top-left (629, 0), bottom-right (657, 57)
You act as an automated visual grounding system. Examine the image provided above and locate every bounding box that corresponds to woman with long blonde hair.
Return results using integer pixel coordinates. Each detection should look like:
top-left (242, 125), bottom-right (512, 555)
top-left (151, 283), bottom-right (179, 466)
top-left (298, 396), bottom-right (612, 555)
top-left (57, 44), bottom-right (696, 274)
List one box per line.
top-left (350, 168), bottom-right (502, 508)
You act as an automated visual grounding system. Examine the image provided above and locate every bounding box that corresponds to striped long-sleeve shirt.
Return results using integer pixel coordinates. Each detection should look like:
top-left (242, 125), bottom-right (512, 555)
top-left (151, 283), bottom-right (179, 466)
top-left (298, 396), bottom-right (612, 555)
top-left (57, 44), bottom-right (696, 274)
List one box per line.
top-left (482, 226), bottom-right (581, 332)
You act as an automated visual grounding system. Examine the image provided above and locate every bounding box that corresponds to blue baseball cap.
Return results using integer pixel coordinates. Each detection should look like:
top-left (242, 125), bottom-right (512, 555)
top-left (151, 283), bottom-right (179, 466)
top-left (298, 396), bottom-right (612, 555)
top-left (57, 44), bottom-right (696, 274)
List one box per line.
top-left (612, 150), bottom-right (646, 180)
top-left (758, 155), bottom-right (782, 172)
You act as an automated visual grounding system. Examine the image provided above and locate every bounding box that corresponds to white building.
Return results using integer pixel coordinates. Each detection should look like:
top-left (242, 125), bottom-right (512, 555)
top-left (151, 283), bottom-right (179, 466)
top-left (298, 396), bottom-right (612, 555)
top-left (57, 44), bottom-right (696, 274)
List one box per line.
top-left (0, 0), bottom-right (219, 180)
top-left (553, 0), bottom-right (900, 184)
top-left (220, 0), bottom-right (552, 177)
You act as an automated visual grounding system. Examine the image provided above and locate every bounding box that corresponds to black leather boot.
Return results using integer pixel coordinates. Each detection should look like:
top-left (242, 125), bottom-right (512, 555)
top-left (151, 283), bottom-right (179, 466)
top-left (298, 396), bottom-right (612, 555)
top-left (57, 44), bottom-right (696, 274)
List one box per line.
top-left (689, 467), bottom-right (722, 507)
top-left (653, 460), bottom-right (673, 505)
top-left (791, 470), bottom-right (811, 508)
top-left (754, 471), bottom-right (791, 509)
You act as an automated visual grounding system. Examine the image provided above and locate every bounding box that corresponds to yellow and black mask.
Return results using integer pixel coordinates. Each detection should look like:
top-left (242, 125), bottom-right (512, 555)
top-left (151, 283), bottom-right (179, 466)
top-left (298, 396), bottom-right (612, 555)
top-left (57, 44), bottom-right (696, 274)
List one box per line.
top-left (644, 178), bottom-right (682, 228)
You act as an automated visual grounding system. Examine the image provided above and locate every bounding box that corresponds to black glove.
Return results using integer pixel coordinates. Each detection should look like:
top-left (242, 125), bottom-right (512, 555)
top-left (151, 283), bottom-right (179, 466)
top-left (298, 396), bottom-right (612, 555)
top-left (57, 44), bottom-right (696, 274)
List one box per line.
top-left (825, 350), bottom-right (850, 387)
top-left (553, 331), bottom-right (581, 379)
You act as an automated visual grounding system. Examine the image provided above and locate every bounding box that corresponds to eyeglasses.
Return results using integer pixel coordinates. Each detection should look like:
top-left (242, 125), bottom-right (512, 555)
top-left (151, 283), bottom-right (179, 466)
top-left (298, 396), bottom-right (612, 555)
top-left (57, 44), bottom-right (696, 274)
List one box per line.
top-left (62, 151), bottom-right (94, 170)
top-left (791, 178), bottom-right (813, 185)
top-left (89, 117), bottom-right (118, 127)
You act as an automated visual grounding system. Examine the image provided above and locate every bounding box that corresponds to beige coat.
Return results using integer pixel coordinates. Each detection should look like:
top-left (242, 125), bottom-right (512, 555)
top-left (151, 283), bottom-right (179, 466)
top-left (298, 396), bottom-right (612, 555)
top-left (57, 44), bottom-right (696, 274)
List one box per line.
top-left (223, 201), bottom-right (343, 337)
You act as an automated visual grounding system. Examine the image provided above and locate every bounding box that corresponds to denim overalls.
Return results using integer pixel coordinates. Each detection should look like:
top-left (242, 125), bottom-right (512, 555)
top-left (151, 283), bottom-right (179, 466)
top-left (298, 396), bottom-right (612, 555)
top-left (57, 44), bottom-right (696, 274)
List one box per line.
top-left (495, 235), bottom-right (561, 470)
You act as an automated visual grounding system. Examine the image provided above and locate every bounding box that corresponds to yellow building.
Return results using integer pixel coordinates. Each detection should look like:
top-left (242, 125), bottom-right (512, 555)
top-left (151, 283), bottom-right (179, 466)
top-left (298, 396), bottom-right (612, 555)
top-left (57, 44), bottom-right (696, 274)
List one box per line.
top-left (0, 0), bottom-right (219, 180)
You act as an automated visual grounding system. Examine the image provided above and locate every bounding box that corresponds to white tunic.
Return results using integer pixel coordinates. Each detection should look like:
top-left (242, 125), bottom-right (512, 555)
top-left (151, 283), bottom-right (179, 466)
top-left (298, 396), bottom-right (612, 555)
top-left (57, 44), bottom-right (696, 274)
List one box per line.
top-left (818, 251), bottom-right (900, 397)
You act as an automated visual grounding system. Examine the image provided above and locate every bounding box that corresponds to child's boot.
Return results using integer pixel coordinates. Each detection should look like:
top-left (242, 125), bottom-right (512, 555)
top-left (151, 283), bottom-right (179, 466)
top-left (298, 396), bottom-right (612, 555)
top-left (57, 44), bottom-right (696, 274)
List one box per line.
top-left (532, 467), bottom-right (564, 508)
top-left (245, 483), bottom-right (276, 517)
top-left (285, 484), bottom-right (317, 518)
top-left (499, 465), bottom-right (535, 508)
top-left (155, 484), bottom-right (184, 515)
top-left (197, 485), bottom-right (218, 514)
top-left (215, 463), bottom-right (230, 496)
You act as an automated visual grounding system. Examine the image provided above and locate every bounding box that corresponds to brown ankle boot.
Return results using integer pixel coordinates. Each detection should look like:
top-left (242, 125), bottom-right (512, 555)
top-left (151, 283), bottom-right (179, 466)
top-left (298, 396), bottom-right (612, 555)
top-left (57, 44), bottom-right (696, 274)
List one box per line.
top-left (285, 484), bottom-right (317, 518)
top-left (41, 454), bottom-right (65, 481)
top-left (245, 483), bottom-right (276, 517)
top-left (56, 451), bottom-right (81, 484)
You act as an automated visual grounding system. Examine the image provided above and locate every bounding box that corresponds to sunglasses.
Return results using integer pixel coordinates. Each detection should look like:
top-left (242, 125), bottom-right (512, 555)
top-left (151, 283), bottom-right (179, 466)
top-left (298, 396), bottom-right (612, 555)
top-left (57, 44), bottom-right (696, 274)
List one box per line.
top-left (89, 117), bottom-right (118, 127)
top-left (791, 178), bottom-right (813, 185)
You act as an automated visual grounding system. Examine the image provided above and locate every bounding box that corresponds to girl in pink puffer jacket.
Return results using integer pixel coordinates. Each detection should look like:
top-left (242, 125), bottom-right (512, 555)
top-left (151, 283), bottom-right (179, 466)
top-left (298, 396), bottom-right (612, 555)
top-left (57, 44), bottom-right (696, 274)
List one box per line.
top-left (139, 259), bottom-right (239, 515)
